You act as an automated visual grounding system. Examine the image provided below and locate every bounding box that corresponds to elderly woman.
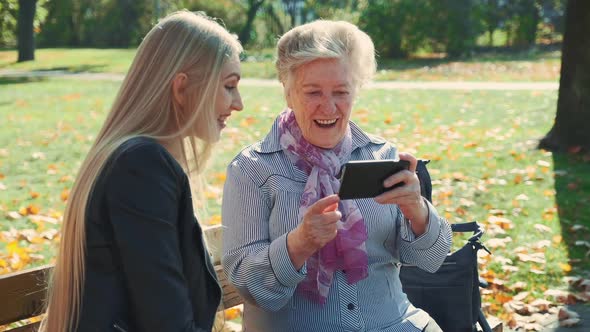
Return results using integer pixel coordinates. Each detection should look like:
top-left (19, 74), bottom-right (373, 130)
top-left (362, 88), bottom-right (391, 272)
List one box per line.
top-left (222, 20), bottom-right (451, 332)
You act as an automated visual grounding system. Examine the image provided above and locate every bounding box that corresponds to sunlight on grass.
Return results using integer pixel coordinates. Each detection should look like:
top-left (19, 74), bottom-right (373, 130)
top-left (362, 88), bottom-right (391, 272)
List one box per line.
top-left (0, 48), bottom-right (136, 73)
top-left (1, 78), bottom-right (588, 323)
top-left (1, 48), bottom-right (561, 82)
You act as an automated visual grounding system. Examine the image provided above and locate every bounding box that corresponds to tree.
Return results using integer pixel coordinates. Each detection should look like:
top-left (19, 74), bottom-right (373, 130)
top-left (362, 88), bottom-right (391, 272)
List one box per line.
top-left (282, 0), bottom-right (300, 27)
top-left (0, 0), bottom-right (18, 47)
top-left (98, 0), bottom-right (152, 47)
top-left (17, 0), bottom-right (36, 62)
top-left (539, 0), bottom-right (590, 152)
top-left (184, 0), bottom-right (245, 33)
top-left (303, 0), bottom-right (359, 24)
top-left (38, 0), bottom-right (79, 46)
top-left (358, 0), bottom-right (410, 58)
top-left (439, 0), bottom-right (479, 58)
top-left (536, 0), bottom-right (566, 44)
top-left (478, 0), bottom-right (505, 46)
top-left (265, 2), bottom-right (285, 34)
top-left (506, 0), bottom-right (539, 48)
top-left (239, 0), bottom-right (265, 46)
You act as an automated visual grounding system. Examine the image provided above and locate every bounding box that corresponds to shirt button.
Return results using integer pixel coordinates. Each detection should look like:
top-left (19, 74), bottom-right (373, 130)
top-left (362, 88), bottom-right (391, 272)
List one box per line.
top-left (347, 303), bottom-right (355, 310)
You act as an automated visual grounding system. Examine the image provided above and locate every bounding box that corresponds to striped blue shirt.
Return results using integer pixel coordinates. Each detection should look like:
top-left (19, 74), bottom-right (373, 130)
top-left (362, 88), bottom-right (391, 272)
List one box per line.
top-left (221, 119), bottom-right (452, 332)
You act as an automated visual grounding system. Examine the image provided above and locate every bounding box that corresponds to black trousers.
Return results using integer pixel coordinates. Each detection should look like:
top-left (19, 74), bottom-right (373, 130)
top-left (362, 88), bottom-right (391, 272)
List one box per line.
top-left (422, 317), bottom-right (443, 332)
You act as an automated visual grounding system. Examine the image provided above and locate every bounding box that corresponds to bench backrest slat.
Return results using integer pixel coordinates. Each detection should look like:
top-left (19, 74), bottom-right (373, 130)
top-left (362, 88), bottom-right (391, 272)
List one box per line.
top-left (214, 265), bottom-right (243, 309)
top-left (3, 322), bottom-right (40, 332)
top-left (0, 265), bottom-right (51, 326)
top-left (0, 264), bottom-right (243, 329)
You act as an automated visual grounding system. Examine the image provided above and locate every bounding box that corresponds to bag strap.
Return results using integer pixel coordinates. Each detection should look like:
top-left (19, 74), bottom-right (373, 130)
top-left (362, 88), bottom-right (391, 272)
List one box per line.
top-left (450, 221), bottom-right (480, 233)
top-left (416, 162), bottom-right (491, 253)
top-left (416, 159), bottom-right (432, 203)
top-left (452, 222), bottom-right (492, 254)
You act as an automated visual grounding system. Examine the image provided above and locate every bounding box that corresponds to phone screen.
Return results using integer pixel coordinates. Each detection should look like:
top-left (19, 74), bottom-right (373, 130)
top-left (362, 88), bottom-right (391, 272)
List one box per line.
top-left (338, 159), bottom-right (410, 200)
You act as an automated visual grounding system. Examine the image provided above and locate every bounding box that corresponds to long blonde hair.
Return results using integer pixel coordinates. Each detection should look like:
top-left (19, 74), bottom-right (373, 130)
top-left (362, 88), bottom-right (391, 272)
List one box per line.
top-left (40, 11), bottom-right (242, 332)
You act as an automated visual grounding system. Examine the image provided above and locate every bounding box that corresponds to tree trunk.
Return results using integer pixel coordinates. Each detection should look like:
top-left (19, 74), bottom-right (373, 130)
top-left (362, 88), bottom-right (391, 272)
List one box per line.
top-left (239, 0), bottom-right (264, 46)
top-left (539, 0), bottom-right (590, 152)
top-left (483, 0), bottom-right (501, 47)
top-left (17, 0), bottom-right (37, 62)
top-left (513, 0), bottom-right (538, 47)
top-left (266, 3), bottom-right (284, 35)
top-left (445, 0), bottom-right (475, 58)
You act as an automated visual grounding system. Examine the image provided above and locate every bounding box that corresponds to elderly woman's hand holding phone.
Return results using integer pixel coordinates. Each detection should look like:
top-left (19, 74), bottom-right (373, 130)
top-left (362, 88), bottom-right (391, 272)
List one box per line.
top-left (337, 153), bottom-right (430, 236)
top-left (374, 152), bottom-right (430, 236)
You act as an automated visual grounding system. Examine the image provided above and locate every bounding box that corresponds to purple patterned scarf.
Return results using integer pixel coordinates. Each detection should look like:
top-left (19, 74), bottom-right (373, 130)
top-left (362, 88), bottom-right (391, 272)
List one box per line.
top-left (278, 109), bottom-right (369, 305)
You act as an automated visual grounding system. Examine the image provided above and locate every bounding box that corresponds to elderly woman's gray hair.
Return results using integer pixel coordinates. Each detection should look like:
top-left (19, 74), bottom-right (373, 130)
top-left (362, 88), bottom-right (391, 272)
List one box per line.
top-left (275, 20), bottom-right (377, 92)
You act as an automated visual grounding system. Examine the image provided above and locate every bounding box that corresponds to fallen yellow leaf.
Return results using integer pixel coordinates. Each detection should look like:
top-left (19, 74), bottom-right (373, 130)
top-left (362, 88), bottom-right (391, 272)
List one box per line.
top-left (463, 142), bottom-right (477, 148)
top-left (61, 93), bottom-right (82, 101)
top-left (60, 188), bottom-right (70, 202)
top-left (204, 191), bottom-right (218, 199)
top-left (58, 175), bottom-right (73, 183)
top-left (208, 215), bottom-right (222, 225)
top-left (224, 307), bottom-right (242, 320)
top-left (49, 210), bottom-right (63, 219)
top-left (213, 172), bottom-right (226, 184)
top-left (27, 204), bottom-right (40, 215)
top-left (19, 206), bottom-right (28, 216)
top-left (239, 116), bottom-right (257, 127)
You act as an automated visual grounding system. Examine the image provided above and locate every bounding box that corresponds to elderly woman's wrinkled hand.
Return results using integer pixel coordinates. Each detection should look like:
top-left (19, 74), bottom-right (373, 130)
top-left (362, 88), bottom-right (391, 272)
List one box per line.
top-left (374, 152), bottom-right (429, 235)
top-left (287, 194), bottom-right (341, 268)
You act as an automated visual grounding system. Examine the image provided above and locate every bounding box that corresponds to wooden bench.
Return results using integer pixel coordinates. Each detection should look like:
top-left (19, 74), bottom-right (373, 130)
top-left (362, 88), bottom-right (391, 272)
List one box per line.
top-left (0, 225), bottom-right (239, 332)
top-left (0, 264), bottom-right (241, 332)
top-left (0, 225), bottom-right (502, 332)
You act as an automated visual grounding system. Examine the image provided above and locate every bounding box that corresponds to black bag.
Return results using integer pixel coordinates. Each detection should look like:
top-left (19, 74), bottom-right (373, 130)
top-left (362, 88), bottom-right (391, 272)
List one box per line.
top-left (399, 161), bottom-right (492, 332)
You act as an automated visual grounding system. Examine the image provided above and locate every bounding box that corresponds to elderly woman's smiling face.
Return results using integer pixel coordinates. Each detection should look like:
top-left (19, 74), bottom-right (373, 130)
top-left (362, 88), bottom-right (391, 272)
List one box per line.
top-left (286, 58), bottom-right (354, 149)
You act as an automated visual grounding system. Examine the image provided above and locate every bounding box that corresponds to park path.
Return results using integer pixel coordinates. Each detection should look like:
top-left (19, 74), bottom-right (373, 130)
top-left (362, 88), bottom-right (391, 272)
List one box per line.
top-left (0, 69), bottom-right (559, 90)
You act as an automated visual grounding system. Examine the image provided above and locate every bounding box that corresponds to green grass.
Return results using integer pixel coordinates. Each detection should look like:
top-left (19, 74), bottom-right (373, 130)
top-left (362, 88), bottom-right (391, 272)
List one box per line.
top-left (376, 48), bottom-right (561, 81)
top-left (0, 48), bottom-right (136, 73)
top-left (1, 77), bottom-right (589, 321)
top-left (1, 47), bottom-right (561, 82)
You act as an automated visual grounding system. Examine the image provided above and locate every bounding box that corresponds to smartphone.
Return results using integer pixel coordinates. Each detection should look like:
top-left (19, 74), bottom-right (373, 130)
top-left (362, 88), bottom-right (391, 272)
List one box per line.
top-left (338, 159), bottom-right (411, 200)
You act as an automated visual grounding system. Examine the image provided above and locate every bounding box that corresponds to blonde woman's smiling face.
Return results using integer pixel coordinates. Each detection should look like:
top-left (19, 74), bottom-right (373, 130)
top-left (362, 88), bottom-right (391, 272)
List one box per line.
top-left (286, 58), bottom-right (354, 149)
top-left (215, 57), bottom-right (243, 134)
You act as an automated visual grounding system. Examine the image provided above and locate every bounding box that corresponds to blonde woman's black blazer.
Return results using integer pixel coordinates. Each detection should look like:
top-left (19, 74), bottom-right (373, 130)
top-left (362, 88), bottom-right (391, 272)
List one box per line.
top-left (76, 137), bottom-right (221, 332)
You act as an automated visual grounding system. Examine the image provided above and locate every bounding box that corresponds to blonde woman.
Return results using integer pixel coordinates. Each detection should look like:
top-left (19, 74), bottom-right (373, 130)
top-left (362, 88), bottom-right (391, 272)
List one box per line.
top-left (40, 11), bottom-right (243, 332)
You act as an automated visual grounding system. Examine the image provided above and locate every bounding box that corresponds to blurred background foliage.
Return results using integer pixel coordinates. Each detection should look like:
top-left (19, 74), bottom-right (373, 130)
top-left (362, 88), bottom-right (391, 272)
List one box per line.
top-left (0, 0), bottom-right (566, 59)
